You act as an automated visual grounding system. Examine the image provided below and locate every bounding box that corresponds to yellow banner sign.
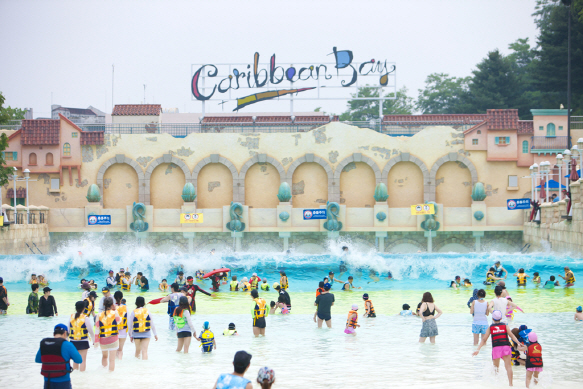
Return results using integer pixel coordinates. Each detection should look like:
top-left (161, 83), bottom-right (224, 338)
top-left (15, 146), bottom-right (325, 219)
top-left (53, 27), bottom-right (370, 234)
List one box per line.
top-left (411, 204), bottom-right (435, 215)
top-left (180, 213), bottom-right (204, 223)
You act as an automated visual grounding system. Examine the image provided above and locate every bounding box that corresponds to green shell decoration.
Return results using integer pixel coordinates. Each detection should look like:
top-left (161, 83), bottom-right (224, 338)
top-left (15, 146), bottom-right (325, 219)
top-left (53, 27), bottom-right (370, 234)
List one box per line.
top-left (277, 182), bottom-right (292, 202)
top-left (279, 211), bottom-right (290, 222)
top-left (474, 211), bottom-right (484, 221)
top-left (86, 184), bottom-right (101, 203)
top-left (226, 202), bottom-right (245, 232)
top-left (471, 182), bottom-right (486, 201)
top-left (181, 183), bottom-right (197, 202)
top-left (323, 201), bottom-right (342, 232)
top-left (376, 211), bottom-right (387, 222)
top-left (374, 183), bottom-right (389, 202)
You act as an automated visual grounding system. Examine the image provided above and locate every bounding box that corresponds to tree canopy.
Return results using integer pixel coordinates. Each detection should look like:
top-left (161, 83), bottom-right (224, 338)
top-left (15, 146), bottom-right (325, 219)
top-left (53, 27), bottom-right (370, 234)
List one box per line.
top-left (0, 92), bottom-right (23, 187)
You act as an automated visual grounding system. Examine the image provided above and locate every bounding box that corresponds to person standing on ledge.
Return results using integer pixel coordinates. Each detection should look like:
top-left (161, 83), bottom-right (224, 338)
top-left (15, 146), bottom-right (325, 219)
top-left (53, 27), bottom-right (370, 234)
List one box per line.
top-left (0, 277), bottom-right (9, 315)
top-left (39, 287), bottom-right (58, 317)
top-left (36, 324), bottom-right (82, 388)
top-left (559, 267), bottom-right (576, 287)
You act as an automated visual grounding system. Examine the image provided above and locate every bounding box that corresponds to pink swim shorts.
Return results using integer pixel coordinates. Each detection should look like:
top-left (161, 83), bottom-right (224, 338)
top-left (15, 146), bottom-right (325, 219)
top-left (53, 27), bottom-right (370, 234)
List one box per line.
top-left (527, 367), bottom-right (543, 372)
top-left (491, 345), bottom-right (512, 360)
top-left (344, 327), bottom-right (356, 334)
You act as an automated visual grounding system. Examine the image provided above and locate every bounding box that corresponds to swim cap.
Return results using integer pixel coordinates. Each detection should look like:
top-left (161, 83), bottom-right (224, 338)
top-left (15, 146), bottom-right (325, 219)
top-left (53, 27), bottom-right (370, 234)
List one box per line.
top-left (362, 293), bottom-right (369, 299)
top-left (257, 367), bottom-right (275, 384)
top-left (352, 304), bottom-right (358, 310)
top-left (492, 310), bottom-right (503, 321)
top-left (528, 332), bottom-right (538, 342)
top-left (203, 321), bottom-right (210, 329)
top-left (577, 306), bottom-right (582, 312)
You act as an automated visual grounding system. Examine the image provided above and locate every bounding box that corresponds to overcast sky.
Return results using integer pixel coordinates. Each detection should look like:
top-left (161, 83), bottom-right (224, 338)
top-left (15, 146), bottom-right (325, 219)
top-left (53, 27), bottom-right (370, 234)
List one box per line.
top-left (0, 0), bottom-right (539, 117)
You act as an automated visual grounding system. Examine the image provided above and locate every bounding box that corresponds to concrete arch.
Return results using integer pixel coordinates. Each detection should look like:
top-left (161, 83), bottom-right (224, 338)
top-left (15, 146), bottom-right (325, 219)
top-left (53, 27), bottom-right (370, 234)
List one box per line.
top-left (239, 153), bottom-right (286, 205)
top-left (192, 154), bottom-right (239, 203)
top-left (144, 154), bottom-right (192, 206)
top-left (286, 153), bottom-right (335, 202)
top-left (428, 153), bottom-right (478, 202)
top-left (96, 154), bottom-right (145, 206)
top-left (382, 152), bottom-right (430, 202)
top-left (334, 153), bottom-right (381, 207)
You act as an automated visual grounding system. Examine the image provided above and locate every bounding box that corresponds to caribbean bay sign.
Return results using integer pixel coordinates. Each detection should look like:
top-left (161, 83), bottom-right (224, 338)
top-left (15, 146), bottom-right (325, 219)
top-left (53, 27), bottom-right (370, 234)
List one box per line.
top-left (191, 47), bottom-right (396, 112)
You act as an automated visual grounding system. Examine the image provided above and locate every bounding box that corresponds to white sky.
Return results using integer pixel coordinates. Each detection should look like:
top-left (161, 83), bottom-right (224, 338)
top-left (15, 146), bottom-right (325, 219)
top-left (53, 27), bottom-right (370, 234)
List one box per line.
top-left (0, 0), bottom-right (539, 118)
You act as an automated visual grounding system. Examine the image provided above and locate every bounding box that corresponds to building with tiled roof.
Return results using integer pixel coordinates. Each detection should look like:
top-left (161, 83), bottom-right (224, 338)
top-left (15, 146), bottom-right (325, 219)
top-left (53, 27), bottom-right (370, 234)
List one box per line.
top-left (52, 105), bottom-right (105, 124)
top-left (112, 104), bottom-right (162, 126)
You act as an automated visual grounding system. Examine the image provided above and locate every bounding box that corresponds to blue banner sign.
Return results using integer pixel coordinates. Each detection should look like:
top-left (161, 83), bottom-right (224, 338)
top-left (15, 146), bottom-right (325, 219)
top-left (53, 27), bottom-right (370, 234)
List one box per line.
top-left (303, 209), bottom-right (327, 220)
top-left (88, 215), bottom-right (111, 225)
top-left (507, 199), bottom-right (531, 210)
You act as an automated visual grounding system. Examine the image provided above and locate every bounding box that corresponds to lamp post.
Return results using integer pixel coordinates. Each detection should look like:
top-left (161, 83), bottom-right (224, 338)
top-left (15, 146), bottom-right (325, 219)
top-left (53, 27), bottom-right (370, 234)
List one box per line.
top-left (564, 149), bottom-right (572, 193)
top-left (557, 154), bottom-right (564, 200)
top-left (532, 163), bottom-right (539, 202)
top-left (529, 165), bottom-right (535, 202)
top-left (24, 169), bottom-right (30, 223)
top-left (11, 167), bottom-right (18, 223)
top-left (561, 0), bottom-right (572, 148)
top-left (577, 139), bottom-right (583, 175)
top-left (540, 161), bottom-right (550, 203)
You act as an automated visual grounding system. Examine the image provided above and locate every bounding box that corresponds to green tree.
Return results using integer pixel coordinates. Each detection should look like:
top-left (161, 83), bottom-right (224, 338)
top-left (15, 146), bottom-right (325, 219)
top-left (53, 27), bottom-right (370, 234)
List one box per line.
top-left (0, 92), bottom-right (22, 186)
top-left (340, 86), bottom-right (414, 121)
top-left (0, 92), bottom-right (26, 124)
top-left (416, 73), bottom-right (471, 114)
top-left (465, 50), bottom-right (521, 114)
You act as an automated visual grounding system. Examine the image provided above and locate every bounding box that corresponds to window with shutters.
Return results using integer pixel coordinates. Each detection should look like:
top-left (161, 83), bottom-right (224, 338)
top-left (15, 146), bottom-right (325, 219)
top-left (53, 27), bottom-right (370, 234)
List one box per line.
top-left (63, 143), bottom-right (71, 157)
top-left (472, 139), bottom-right (478, 145)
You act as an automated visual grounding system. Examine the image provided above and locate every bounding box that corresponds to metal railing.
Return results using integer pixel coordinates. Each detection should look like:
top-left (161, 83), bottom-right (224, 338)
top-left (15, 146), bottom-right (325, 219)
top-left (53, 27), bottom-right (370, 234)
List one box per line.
top-left (531, 136), bottom-right (569, 150)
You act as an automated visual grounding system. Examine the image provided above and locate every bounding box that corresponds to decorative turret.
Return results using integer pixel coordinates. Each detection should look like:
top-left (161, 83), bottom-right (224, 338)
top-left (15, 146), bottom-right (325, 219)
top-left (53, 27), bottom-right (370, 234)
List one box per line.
top-left (181, 183), bottom-right (197, 202)
top-left (86, 184), bottom-right (101, 203)
top-left (374, 183), bottom-right (389, 202)
top-left (277, 182), bottom-right (292, 202)
top-left (471, 182), bottom-right (486, 201)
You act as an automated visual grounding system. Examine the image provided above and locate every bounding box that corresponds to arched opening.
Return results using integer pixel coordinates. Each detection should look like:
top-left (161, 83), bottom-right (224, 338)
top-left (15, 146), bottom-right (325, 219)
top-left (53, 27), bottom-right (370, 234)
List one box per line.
top-left (46, 153), bottom-right (53, 166)
top-left (63, 143), bottom-right (71, 157)
top-left (29, 152), bottom-right (37, 165)
top-left (339, 162), bottom-right (375, 207)
top-left (387, 162), bottom-right (424, 207)
top-left (546, 123), bottom-right (555, 137)
top-left (103, 163), bottom-right (139, 209)
top-left (292, 162), bottom-right (327, 208)
top-left (522, 140), bottom-right (529, 154)
top-left (197, 163), bottom-right (233, 208)
top-left (435, 161), bottom-right (472, 207)
top-left (245, 163), bottom-right (280, 208)
top-left (150, 163), bottom-right (186, 209)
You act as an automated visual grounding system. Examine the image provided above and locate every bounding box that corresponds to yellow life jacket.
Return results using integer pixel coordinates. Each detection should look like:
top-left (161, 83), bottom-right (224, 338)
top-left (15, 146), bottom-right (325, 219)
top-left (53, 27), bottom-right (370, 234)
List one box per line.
top-left (82, 298), bottom-right (93, 316)
top-left (260, 283), bottom-right (269, 291)
top-left (566, 271), bottom-right (576, 284)
top-left (517, 274), bottom-right (527, 285)
top-left (116, 305), bottom-right (128, 331)
top-left (121, 278), bottom-right (130, 291)
top-left (230, 281), bottom-right (238, 291)
top-left (117, 273), bottom-right (124, 285)
top-left (253, 298), bottom-right (267, 319)
top-left (486, 272), bottom-right (495, 282)
top-left (69, 314), bottom-right (88, 341)
top-left (223, 329), bottom-right (237, 336)
top-left (31, 279), bottom-right (38, 284)
top-left (98, 311), bottom-right (119, 338)
top-left (280, 276), bottom-right (288, 290)
top-left (132, 307), bottom-right (151, 333)
top-left (242, 282), bottom-right (251, 291)
top-left (250, 278), bottom-right (259, 289)
top-left (200, 329), bottom-right (214, 348)
top-left (346, 310), bottom-right (358, 328)
top-left (533, 276), bottom-right (541, 283)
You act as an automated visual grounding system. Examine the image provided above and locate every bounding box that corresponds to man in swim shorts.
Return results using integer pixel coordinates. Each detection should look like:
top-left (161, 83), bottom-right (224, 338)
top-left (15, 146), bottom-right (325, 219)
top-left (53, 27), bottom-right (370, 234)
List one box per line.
top-left (315, 283), bottom-right (334, 328)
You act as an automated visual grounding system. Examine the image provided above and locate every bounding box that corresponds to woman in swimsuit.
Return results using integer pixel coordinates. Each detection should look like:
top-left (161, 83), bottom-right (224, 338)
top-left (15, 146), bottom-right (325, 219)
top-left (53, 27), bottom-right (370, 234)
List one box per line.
top-left (418, 292), bottom-right (442, 344)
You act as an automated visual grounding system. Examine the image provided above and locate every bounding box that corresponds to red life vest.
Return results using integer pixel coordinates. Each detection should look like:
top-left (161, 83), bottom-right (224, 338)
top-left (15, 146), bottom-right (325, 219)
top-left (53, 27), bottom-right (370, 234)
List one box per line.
top-left (526, 342), bottom-right (543, 368)
top-left (490, 323), bottom-right (511, 348)
top-left (40, 338), bottom-right (70, 379)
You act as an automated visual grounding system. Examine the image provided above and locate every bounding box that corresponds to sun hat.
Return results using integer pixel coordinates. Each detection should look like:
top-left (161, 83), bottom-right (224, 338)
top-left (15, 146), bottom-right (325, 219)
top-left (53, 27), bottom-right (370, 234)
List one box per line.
top-left (492, 310), bottom-right (503, 321)
top-left (352, 304), bottom-right (358, 310)
top-left (272, 282), bottom-right (280, 289)
top-left (257, 367), bottom-right (275, 384)
top-left (528, 332), bottom-right (538, 342)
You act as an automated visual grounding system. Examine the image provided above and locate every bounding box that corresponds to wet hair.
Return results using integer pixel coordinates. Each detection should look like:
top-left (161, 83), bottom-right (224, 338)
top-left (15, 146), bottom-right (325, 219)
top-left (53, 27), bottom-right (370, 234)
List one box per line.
top-left (550, 275), bottom-right (556, 281)
top-left (80, 278), bottom-right (85, 283)
top-left (280, 271), bottom-right (286, 276)
top-left (507, 297), bottom-right (513, 301)
top-left (270, 301), bottom-right (276, 308)
top-left (478, 289), bottom-right (486, 298)
top-left (494, 286), bottom-right (503, 296)
top-left (323, 277), bottom-right (329, 283)
top-left (135, 296), bottom-right (145, 308)
top-left (342, 246), bottom-right (348, 250)
top-left (450, 281), bottom-right (456, 287)
top-left (422, 292), bottom-right (434, 303)
top-left (74, 301), bottom-right (85, 319)
top-left (464, 278), bottom-right (471, 283)
top-left (533, 272), bottom-right (539, 277)
top-left (31, 284), bottom-right (39, 292)
top-left (318, 281), bottom-right (325, 288)
top-left (251, 290), bottom-right (259, 299)
top-left (137, 272), bottom-right (143, 276)
top-left (174, 296), bottom-right (190, 317)
top-left (232, 276), bottom-right (238, 281)
top-left (103, 297), bottom-right (114, 310)
top-left (489, 267), bottom-right (496, 272)
top-left (519, 268), bottom-right (525, 273)
top-left (113, 291), bottom-right (123, 305)
top-left (171, 282), bottom-right (180, 292)
top-left (162, 279), bottom-right (167, 282)
top-left (402, 304), bottom-right (410, 310)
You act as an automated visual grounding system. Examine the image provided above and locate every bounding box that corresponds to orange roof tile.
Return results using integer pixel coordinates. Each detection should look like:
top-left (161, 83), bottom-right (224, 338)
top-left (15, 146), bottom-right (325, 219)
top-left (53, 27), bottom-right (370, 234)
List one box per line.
top-left (20, 119), bottom-right (60, 145)
top-left (112, 104), bottom-right (161, 116)
top-left (486, 109), bottom-right (519, 130)
top-left (383, 114), bottom-right (486, 124)
top-left (518, 120), bottom-right (534, 134)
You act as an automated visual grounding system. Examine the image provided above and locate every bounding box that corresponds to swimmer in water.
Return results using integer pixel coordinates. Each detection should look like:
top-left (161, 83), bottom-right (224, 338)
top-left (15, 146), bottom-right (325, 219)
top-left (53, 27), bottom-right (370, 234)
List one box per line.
top-left (327, 271), bottom-right (344, 287)
top-left (575, 306), bottom-right (583, 321)
top-left (210, 249), bottom-right (216, 255)
top-left (463, 278), bottom-right (472, 287)
top-left (367, 269), bottom-right (380, 284)
top-left (532, 272), bottom-right (541, 284)
top-left (513, 268), bottom-right (530, 286)
top-left (269, 300), bottom-right (289, 315)
top-left (342, 276), bottom-right (361, 290)
top-left (29, 274), bottom-right (38, 285)
top-left (484, 267), bottom-right (501, 285)
top-left (159, 279), bottom-right (169, 292)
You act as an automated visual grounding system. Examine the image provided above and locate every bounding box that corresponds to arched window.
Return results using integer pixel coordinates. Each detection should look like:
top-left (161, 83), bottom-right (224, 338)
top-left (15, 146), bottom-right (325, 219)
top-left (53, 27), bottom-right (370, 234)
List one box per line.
top-left (522, 140), bottom-right (529, 153)
top-left (63, 143), bottom-right (71, 157)
top-left (546, 123), bottom-right (556, 137)
top-left (29, 152), bottom-right (37, 165)
top-left (477, 130), bottom-right (481, 134)
top-left (46, 152), bottom-right (54, 165)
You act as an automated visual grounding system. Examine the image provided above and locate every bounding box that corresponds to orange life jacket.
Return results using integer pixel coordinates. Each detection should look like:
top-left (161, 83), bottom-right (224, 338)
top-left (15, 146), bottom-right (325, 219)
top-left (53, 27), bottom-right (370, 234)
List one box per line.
top-left (346, 310), bottom-right (358, 328)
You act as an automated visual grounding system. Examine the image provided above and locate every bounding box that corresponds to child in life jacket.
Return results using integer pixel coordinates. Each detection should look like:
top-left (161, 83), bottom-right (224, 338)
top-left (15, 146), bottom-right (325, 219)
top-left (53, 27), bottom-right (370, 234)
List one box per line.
top-left (362, 293), bottom-right (375, 318)
top-left (513, 268), bottom-right (530, 286)
top-left (532, 272), bottom-right (541, 284)
top-left (230, 276), bottom-right (239, 291)
top-left (518, 332), bottom-right (543, 388)
top-left (505, 296), bottom-right (524, 321)
top-left (260, 279), bottom-right (270, 291)
top-left (199, 321), bottom-right (216, 353)
top-left (344, 304), bottom-right (360, 335)
top-left (400, 303), bottom-right (413, 316)
top-left (223, 322), bottom-right (238, 336)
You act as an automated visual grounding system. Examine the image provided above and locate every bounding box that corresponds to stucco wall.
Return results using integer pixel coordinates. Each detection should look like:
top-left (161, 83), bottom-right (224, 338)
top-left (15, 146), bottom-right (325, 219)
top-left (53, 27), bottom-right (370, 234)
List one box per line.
top-left (387, 161), bottom-right (424, 207)
top-left (487, 130), bottom-right (518, 161)
top-left (24, 145), bottom-right (61, 174)
top-left (150, 163), bottom-right (186, 209)
top-left (103, 163), bottom-right (139, 209)
top-left (436, 161), bottom-right (472, 207)
top-left (464, 124), bottom-right (487, 151)
top-left (517, 134), bottom-right (534, 167)
top-left (532, 115), bottom-right (568, 136)
top-left (339, 162), bottom-right (375, 207)
top-left (60, 120), bottom-right (82, 166)
top-left (197, 163), bottom-right (233, 209)
top-left (112, 115), bottom-right (160, 124)
top-left (292, 162), bottom-right (328, 209)
top-left (245, 163), bottom-right (280, 209)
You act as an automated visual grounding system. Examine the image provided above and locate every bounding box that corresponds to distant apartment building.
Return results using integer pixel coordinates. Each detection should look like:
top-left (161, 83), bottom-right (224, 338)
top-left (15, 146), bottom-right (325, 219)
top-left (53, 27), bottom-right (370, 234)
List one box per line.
top-left (51, 105), bottom-right (105, 124)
